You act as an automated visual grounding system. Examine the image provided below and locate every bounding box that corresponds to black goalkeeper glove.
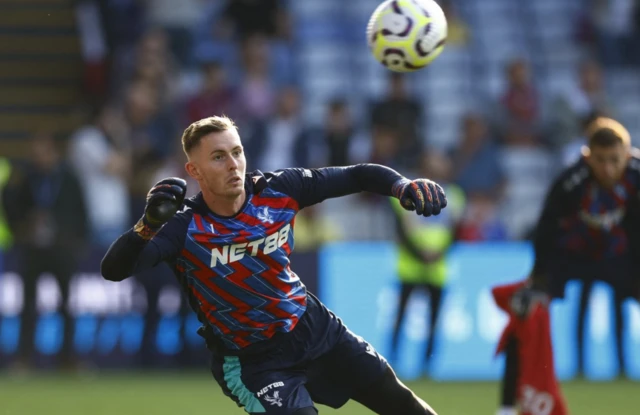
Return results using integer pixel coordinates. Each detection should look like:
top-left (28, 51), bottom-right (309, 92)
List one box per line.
top-left (134, 177), bottom-right (187, 240)
top-left (392, 178), bottom-right (447, 217)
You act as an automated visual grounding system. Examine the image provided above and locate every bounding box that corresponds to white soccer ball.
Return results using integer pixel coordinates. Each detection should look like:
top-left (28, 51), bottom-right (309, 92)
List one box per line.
top-left (367, 0), bottom-right (448, 72)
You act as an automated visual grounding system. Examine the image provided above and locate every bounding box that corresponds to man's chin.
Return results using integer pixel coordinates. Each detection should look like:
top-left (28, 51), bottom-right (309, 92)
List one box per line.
top-left (597, 178), bottom-right (618, 189)
top-left (224, 187), bottom-right (245, 198)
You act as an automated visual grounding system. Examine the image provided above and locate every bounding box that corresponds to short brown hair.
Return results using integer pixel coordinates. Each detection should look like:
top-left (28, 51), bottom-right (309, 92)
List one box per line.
top-left (181, 115), bottom-right (237, 154)
top-left (586, 117), bottom-right (630, 148)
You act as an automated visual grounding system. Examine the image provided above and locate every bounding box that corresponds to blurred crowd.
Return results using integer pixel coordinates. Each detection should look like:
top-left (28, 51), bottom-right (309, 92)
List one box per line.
top-left (2, 0), bottom-right (640, 262)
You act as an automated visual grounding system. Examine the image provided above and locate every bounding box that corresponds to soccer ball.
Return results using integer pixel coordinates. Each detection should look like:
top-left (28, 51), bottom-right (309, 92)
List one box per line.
top-left (367, 0), bottom-right (448, 72)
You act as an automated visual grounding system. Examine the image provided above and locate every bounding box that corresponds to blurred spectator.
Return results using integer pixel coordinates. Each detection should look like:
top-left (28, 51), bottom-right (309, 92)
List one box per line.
top-left (257, 86), bottom-right (303, 172)
top-left (186, 61), bottom-right (239, 124)
top-left (502, 126), bottom-right (539, 148)
top-left (124, 79), bottom-right (178, 163)
top-left (441, 0), bottom-right (471, 47)
top-left (120, 79), bottom-right (179, 216)
top-left (96, 0), bottom-right (147, 95)
top-left (451, 114), bottom-right (505, 200)
top-left (76, 0), bottom-right (110, 101)
top-left (237, 35), bottom-right (277, 122)
top-left (370, 73), bottom-right (424, 170)
top-left (68, 106), bottom-right (132, 249)
top-left (220, 0), bottom-right (291, 41)
top-left (322, 99), bottom-right (357, 167)
top-left (457, 193), bottom-right (508, 242)
top-left (499, 131), bottom-right (555, 239)
top-left (369, 126), bottom-right (402, 171)
top-left (500, 59), bottom-right (540, 134)
top-left (0, 157), bottom-right (13, 253)
top-left (145, 0), bottom-right (206, 67)
top-left (125, 28), bottom-right (181, 105)
top-left (549, 60), bottom-right (615, 149)
top-left (97, 0), bottom-right (146, 66)
top-left (297, 98), bottom-right (359, 168)
top-left (589, 0), bottom-right (636, 67)
top-left (389, 151), bottom-right (465, 374)
top-left (2, 133), bottom-right (88, 369)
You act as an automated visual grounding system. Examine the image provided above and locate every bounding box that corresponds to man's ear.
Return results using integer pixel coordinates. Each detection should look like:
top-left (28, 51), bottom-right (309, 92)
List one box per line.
top-left (185, 161), bottom-right (201, 180)
top-left (581, 145), bottom-right (591, 158)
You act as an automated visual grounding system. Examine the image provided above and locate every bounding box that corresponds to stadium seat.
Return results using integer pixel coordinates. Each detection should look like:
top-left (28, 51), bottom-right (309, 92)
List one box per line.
top-left (295, 15), bottom-right (345, 42)
top-left (288, 0), bottom-right (343, 17)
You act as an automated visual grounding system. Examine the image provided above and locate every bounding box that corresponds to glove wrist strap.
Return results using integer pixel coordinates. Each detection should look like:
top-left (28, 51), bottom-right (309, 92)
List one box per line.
top-left (133, 216), bottom-right (162, 240)
top-left (392, 178), bottom-right (411, 199)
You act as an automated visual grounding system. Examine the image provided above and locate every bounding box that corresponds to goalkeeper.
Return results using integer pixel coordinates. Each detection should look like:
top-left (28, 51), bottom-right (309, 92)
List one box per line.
top-left (101, 115), bottom-right (446, 415)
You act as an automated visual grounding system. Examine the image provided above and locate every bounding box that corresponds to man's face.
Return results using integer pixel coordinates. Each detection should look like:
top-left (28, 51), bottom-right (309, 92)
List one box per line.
top-left (326, 104), bottom-right (350, 132)
top-left (126, 82), bottom-right (158, 125)
top-left (508, 60), bottom-right (529, 87)
top-left (585, 143), bottom-right (630, 188)
top-left (463, 116), bottom-right (486, 145)
top-left (580, 62), bottom-right (602, 94)
top-left (31, 134), bottom-right (59, 172)
top-left (421, 153), bottom-right (452, 182)
top-left (185, 129), bottom-right (246, 199)
top-left (204, 64), bottom-right (225, 92)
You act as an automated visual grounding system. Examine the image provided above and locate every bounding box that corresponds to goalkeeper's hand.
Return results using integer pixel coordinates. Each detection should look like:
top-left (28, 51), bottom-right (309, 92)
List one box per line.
top-left (134, 177), bottom-right (187, 240)
top-left (392, 178), bottom-right (447, 217)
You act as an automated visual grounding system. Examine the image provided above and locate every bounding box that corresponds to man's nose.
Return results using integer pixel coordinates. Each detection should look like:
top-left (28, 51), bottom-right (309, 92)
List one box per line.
top-left (228, 156), bottom-right (238, 170)
top-left (604, 164), bottom-right (617, 178)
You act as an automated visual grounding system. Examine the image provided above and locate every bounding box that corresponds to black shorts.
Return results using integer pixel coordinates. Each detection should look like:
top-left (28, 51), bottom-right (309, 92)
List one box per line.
top-left (546, 255), bottom-right (636, 299)
top-left (210, 293), bottom-right (388, 414)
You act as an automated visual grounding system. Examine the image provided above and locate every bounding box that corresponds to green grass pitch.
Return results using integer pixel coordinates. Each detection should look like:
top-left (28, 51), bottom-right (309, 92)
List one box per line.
top-left (0, 372), bottom-right (638, 414)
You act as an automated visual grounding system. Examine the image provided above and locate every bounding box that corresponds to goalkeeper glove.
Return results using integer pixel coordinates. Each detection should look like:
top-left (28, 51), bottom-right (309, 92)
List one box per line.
top-left (134, 177), bottom-right (187, 240)
top-left (392, 178), bottom-right (447, 217)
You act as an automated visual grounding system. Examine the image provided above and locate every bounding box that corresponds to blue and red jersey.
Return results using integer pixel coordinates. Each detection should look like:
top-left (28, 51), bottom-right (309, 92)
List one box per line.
top-left (176, 181), bottom-right (305, 349)
top-left (101, 165), bottom-right (404, 351)
top-left (533, 153), bottom-right (640, 274)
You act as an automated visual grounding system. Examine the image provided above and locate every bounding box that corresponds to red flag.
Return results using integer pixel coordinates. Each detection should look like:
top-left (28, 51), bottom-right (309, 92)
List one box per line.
top-left (492, 281), bottom-right (569, 415)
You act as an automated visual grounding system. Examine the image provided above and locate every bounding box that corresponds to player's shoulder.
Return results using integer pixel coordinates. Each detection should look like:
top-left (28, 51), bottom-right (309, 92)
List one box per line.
top-left (168, 197), bottom-right (197, 226)
top-left (557, 156), bottom-right (590, 193)
top-left (245, 170), bottom-right (275, 195)
top-left (247, 168), bottom-right (313, 196)
top-left (262, 168), bottom-right (313, 181)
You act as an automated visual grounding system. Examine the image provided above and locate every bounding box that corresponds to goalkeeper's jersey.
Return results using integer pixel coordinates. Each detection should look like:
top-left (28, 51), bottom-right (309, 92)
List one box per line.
top-left (176, 185), bottom-right (305, 350)
top-left (118, 166), bottom-right (403, 351)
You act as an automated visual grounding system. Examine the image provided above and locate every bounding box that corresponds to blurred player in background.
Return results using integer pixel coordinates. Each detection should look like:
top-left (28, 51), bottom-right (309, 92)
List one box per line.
top-left (389, 151), bottom-right (465, 375)
top-left (101, 115), bottom-right (447, 415)
top-left (497, 117), bottom-right (640, 415)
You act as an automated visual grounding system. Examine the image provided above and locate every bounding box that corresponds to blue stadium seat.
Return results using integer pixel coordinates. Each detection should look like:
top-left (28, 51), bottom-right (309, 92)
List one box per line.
top-left (288, 0), bottom-right (344, 17)
top-left (295, 15), bottom-right (346, 42)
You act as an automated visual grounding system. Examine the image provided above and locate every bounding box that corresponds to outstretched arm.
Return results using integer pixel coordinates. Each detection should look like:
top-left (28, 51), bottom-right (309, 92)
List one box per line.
top-left (267, 164), bottom-right (402, 206)
top-left (267, 164), bottom-right (447, 216)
